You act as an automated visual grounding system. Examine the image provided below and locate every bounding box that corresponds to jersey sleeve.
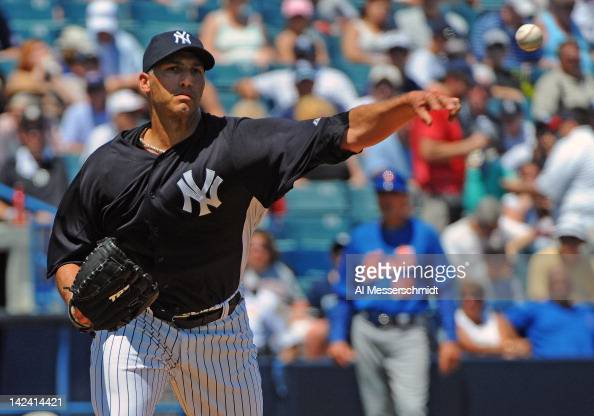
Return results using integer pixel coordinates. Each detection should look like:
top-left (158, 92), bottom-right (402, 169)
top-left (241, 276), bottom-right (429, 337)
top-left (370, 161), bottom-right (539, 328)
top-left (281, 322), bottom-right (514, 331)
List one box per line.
top-left (46, 157), bottom-right (105, 279)
top-left (230, 112), bottom-right (355, 207)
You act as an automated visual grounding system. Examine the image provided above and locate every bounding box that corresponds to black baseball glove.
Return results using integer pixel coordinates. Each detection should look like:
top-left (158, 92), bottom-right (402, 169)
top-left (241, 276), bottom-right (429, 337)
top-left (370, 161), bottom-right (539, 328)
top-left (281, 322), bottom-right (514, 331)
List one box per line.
top-left (66, 237), bottom-right (159, 332)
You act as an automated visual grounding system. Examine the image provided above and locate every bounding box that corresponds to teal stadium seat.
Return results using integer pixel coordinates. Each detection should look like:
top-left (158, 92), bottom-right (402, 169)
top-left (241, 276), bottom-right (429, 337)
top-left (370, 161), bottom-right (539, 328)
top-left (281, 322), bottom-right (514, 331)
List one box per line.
top-left (284, 180), bottom-right (349, 213)
top-left (210, 64), bottom-right (260, 89)
top-left (348, 184), bottom-right (380, 224)
top-left (130, 1), bottom-right (198, 23)
top-left (2, 0), bottom-right (56, 21)
top-left (197, 0), bottom-right (220, 22)
top-left (336, 61), bottom-right (370, 96)
top-left (10, 19), bottom-right (62, 44)
top-left (217, 90), bottom-right (240, 114)
top-left (0, 58), bottom-right (17, 77)
top-left (208, 64), bottom-right (261, 113)
top-left (60, 0), bottom-right (88, 25)
top-left (133, 23), bottom-right (198, 47)
top-left (281, 214), bottom-right (350, 250)
top-left (325, 35), bottom-right (370, 96)
top-left (60, 0), bottom-right (132, 24)
top-left (253, 0), bottom-right (285, 37)
top-left (281, 249), bottom-right (332, 280)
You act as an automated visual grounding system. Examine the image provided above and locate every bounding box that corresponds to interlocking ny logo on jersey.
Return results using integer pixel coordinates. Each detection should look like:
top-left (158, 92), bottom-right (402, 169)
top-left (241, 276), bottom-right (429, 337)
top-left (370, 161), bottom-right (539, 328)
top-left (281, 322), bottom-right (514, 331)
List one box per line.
top-left (177, 169), bottom-right (223, 216)
top-left (173, 30), bottom-right (191, 45)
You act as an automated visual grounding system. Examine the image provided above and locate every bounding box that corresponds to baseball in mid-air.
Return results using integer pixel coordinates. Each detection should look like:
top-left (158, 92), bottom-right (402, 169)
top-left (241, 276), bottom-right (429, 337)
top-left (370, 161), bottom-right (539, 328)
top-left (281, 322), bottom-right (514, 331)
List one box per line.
top-left (515, 23), bottom-right (543, 52)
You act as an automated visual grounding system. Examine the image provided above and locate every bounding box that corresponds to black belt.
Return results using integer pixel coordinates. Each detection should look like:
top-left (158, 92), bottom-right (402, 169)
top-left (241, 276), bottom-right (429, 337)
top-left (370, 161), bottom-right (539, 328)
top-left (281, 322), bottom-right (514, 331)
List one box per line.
top-left (361, 311), bottom-right (425, 329)
top-left (151, 292), bottom-right (242, 329)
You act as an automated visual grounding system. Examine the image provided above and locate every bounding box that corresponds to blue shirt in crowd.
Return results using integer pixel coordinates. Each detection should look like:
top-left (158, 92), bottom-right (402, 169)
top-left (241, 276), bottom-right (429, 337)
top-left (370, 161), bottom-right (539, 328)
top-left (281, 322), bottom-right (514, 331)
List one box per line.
top-left (329, 217), bottom-right (457, 342)
top-left (506, 301), bottom-right (594, 358)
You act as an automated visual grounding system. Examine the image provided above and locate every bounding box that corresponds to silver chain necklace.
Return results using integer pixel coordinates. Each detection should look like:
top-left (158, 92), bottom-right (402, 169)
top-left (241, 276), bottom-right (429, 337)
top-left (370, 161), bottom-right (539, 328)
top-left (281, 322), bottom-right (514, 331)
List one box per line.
top-left (139, 136), bottom-right (167, 155)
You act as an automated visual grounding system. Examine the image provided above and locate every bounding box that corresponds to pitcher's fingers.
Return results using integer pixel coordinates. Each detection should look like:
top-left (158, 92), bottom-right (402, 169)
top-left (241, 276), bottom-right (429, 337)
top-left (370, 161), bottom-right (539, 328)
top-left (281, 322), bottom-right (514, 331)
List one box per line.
top-left (426, 93), bottom-right (443, 111)
top-left (415, 105), bottom-right (433, 125)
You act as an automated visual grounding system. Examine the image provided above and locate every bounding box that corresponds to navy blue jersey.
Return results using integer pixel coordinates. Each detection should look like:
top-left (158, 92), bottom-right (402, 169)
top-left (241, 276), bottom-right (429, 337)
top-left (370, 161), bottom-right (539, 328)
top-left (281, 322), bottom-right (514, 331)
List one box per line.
top-left (47, 112), bottom-right (352, 314)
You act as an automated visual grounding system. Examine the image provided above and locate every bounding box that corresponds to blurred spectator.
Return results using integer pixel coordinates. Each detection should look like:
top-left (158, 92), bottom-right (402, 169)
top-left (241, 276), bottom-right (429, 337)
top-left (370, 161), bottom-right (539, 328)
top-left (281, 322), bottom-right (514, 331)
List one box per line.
top-left (442, 196), bottom-right (502, 293)
top-left (328, 168), bottom-right (460, 416)
top-left (443, 35), bottom-right (470, 63)
top-left (384, 31), bottom-right (422, 92)
top-left (0, 106), bottom-right (68, 221)
top-left (481, 28), bottom-right (524, 99)
top-left (532, 117), bottom-right (560, 169)
top-left (86, 0), bottom-right (143, 91)
top-left (353, 64), bottom-right (411, 179)
top-left (499, 191), bottom-right (536, 255)
top-left (572, 0), bottom-right (594, 47)
top-left (499, 162), bottom-right (552, 255)
top-left (497, 100), bottom-right (536, 172)
top-left (230, 98), bottom-right (268, 118)
top-left (457, 82), bottom-right (512, 215)
top-left (81, 89), bottom-right (146, 162)
top-left (341, 0), bottom-right (398, 65)
top-left (470, 0), bottom-right (540, 69)
top-left (279, 60), bottom-right (332, 117)
top-left (5, 39), bottom-right (73, 107)
top-left (395, 0), bottom-right (465, 51)
top-left (235, 36), bottom-right (357, 114)
top-left (313, 0), bottom-right (359, 34)
top-left (463, 144), bottom-right (512, 219)
top-left (405, 20), bottom-right (451, 89)
top-left (286, 65), bottom-right (366, 186)
top-left (457, 80), bottom-right (497, 139)
top-left (506, 265), bottom-right (594, 358)
top-left (243, 230), bottom-right (313, 358)
top-left (276, 0), bottom-right (329, 65)
top-left (56, 26), bottom-right (99, 104)
top-left (537, 0), bottom-right (593, 75)
top-left (455, 281), bottom-right (530, 358)
top-left (303, 233), bottom-right (352, 360)
top-left (532, 39), bottom-right (594, 121)
top-left (409, 67), bottom-right (489, 230)
top-left (483, 246), bottom-right (526, 309)
top-left (200, 0), bottom-right (273, 67)
top-left (292, 94), bottom-right (336, 121)
top-left (534, 107), bottom-right (594, 237)
top-left (0, 93), bottom-right (39, 168)
top-left (59, 72), bottom-right (108, 155)
top-left (527, 219), bottom-right (594, 301)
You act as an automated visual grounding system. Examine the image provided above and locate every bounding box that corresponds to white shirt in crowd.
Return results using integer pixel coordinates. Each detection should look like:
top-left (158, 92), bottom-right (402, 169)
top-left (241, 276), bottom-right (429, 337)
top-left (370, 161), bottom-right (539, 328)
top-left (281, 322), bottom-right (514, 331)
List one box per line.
top-left (81, 123), bottom-right (117, 163)
top-left (441, 217), bottom-right (492, 293)
top-left (455, 309), bottom-right (502, 349)
top-left (536, 125), bottom-right (594, 236)
top-left (251, 66), bottom-right (358, 113)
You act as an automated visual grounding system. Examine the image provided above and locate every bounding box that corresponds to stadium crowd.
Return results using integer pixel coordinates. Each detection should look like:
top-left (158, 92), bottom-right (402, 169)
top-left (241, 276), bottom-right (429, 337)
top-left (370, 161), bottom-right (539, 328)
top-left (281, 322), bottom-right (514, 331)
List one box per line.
top-left (0, 0), bottom-right (594, 398)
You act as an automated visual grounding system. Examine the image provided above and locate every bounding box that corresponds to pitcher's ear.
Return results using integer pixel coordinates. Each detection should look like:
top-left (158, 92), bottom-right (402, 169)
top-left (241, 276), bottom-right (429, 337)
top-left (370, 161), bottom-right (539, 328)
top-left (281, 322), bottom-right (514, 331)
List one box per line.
top-left (138, 72), bottom-right (151, 95)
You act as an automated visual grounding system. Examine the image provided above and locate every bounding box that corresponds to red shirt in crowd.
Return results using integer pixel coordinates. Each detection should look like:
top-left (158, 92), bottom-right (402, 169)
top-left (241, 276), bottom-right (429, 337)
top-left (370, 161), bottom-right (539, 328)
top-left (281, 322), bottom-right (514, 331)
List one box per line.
top-left (410, 109), bottom-right (465, 195)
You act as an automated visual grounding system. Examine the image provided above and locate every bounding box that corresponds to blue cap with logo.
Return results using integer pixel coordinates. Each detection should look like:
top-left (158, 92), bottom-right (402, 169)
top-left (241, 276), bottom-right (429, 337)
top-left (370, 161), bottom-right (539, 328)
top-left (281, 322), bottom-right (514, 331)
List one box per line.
top-left (372, 168), bottom-right (408, 193)
top-left (142, 30), bottom-right (215, 73)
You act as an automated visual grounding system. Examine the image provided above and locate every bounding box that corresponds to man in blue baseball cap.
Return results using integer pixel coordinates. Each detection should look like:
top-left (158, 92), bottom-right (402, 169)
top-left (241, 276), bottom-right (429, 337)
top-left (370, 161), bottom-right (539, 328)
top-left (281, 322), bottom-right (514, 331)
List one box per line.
top-left (329, 167), bottom-right (460, 416)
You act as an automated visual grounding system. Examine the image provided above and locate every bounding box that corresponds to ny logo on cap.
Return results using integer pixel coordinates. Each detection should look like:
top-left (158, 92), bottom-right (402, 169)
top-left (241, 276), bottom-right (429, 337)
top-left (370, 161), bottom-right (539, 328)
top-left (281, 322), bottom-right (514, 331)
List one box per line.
top-left (173, 30), bottom-right (191, 45)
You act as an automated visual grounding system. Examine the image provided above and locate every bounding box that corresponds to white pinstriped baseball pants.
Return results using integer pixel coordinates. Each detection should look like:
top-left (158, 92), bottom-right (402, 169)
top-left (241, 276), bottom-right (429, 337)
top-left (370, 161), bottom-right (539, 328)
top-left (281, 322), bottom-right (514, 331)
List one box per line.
top-left (90, 301), bottom-right (263, 415)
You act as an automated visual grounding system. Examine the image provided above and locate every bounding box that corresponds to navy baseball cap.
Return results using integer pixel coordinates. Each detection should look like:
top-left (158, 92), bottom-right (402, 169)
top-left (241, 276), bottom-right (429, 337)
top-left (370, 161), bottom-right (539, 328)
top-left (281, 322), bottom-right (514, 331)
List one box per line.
top-left (373, 168), bottom-right (408, 193)
top-left (142, 30), bottom-right (215, 73)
